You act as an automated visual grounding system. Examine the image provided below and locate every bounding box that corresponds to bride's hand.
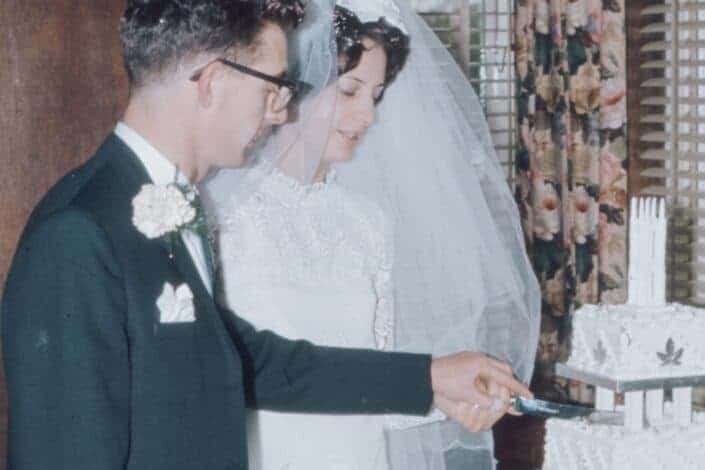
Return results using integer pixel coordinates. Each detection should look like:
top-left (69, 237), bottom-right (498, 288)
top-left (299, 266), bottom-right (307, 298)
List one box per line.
top-left (430, 352), bottom-right (532, 431)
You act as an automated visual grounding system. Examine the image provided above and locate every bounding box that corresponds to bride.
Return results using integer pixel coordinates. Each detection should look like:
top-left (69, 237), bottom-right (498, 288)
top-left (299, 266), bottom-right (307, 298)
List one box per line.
top-left (205, 0), bottom-right (540, 469)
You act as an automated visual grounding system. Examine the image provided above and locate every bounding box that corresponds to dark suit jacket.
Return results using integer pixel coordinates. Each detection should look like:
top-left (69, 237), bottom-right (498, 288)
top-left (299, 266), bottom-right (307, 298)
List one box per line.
top-left (2, 134), bottom-right (433, 469)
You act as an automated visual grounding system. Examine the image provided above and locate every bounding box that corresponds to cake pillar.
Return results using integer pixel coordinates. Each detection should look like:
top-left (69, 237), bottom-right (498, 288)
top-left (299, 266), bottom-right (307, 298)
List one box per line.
top-left (627, 197), bottom-right (667, 305)
top-left (654, 199), bottom-right (667, 305)
top-left (625, 391), bottom-right (645, 430)
top-left (595, 387), bottom-right (615, 411)
top-left (645, 389), bottom-right (664, 424)
top-left (673, 387), bottom-right (692, 426)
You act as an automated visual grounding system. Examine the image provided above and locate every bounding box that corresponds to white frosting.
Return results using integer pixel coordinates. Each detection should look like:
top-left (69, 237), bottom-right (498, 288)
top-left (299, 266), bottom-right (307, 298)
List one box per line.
top-left (547, 299), bottom-right (705, 468)
top-left (544, 410), bottom-right (705, 470)
top-left (565, 303), bottom-right (705, 380)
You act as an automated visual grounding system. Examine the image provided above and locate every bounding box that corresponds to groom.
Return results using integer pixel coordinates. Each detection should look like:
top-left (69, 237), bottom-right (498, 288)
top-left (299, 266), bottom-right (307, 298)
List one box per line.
top-left (2, 1), bottom-right (531, 469)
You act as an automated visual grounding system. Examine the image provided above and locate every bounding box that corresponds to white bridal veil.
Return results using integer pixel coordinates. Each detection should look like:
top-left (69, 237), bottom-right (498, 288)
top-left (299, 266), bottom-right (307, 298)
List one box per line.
top-left (339, 0), bottom-right (540, 380)
top-left (331, 1), bottom-right (540, 468)
top-left (205, 0), bottom-right (540, 468)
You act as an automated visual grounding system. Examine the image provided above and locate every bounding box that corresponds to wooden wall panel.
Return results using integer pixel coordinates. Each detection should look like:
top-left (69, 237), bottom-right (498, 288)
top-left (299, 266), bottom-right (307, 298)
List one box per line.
top-left (0, 0), bottom-right (128, 287)
top-left (0, 1), bottom-right (128, 465)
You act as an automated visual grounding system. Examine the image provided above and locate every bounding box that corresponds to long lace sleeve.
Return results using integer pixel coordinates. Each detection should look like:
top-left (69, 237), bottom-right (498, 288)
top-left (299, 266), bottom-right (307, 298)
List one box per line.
top-left (372, 219), bottom-right (394, 351)
top-left (375, 211), bottom-right (448, 430)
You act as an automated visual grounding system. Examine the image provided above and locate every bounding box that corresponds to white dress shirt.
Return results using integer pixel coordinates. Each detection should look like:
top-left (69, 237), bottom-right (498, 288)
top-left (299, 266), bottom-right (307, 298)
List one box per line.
top-left (114, 122), bottom-right (213, 295)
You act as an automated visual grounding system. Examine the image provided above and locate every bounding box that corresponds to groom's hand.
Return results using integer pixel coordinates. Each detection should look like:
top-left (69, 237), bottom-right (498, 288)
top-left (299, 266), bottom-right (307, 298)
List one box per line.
top-left (430, 352), bottom-right (532, 432)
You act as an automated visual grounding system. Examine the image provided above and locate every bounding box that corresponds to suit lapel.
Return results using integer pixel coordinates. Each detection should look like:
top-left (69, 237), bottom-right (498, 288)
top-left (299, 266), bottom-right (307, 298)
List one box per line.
top-left (102, 134), bottom-right (237, 355)
top-left (168, 222), bottom-right (242, 365)
top-left (104, 133), bottom-right (214, 305)
top-left (169, 235), bottom-right (213, 304)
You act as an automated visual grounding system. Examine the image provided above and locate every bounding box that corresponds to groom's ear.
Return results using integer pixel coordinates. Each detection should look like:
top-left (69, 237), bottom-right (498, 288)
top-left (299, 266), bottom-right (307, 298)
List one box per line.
top-left (193, 61), bottom-right (223, 108)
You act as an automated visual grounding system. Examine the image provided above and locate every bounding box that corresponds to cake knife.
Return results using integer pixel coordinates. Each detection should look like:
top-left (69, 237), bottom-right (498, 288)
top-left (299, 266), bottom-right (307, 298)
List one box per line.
top-left (511, 396), bottom-right (624, 425)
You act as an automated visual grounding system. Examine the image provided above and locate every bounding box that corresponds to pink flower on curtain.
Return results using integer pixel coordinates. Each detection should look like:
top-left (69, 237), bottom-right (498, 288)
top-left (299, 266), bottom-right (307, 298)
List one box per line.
top-left (537, 71), bottom-right (565, 113)
top-left (570, 62), bottom-right (601, 115)
top-left (601, 20), bottom-right (626, 77)
top-left (516, 39), bottom-right (530, 80)
top-left (533, 126), bottom-right (553, 165)
top-left (516, 1), bottom-right (533, 32)
top-left (573, 186), bottom-right (598, 244)
top-left (585, 0), bottom-right (603, 43)
top-left (544, 272), bottom-right (568, 316)
top-left (533, 179), bottom-right (562, 241)
top-left (600, 146), bottom-right (627, 207)
top-left (566, 0), bottom-right (587, 35)
top-left (600, 78), bottom-right (626, 130)
top-left (551, 0), bottom-right (563, 45)
top-left (536, 0), bottom-right (551, 35)
top-left (515, 2), bottom-right (534, 80)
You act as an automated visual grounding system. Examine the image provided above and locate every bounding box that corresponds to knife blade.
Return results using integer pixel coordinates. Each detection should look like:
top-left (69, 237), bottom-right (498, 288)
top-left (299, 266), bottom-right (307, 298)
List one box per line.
top-left (511, 396), bottom-right (624, 425)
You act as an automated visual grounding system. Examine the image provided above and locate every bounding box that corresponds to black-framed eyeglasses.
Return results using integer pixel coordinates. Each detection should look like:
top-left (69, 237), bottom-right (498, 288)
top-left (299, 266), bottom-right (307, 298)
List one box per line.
top-left (190, 58), bottom-right (313, 112)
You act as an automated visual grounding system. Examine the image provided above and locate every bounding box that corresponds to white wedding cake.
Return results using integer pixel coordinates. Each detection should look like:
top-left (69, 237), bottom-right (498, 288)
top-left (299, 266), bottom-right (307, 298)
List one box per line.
top-left (566, 302), bottom-right (705, 381)
top-left (545, 407), bottom-right (705, 469)
top-left (543, 198), bottom-right (705, 470)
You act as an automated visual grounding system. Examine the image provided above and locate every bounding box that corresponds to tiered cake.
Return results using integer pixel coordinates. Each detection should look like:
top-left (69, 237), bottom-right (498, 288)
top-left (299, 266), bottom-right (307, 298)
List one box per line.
top-left (543, 198), bottom-right (705, 470)
top-left (545, 406), bottom-right (705, 469)
top-left (566, 303), bottom-right (705, 381)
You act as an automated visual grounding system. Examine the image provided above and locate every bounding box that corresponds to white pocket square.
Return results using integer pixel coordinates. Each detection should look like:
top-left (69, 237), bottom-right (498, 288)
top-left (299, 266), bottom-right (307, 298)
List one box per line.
top-left (156, 282), bottom-right (195, 323)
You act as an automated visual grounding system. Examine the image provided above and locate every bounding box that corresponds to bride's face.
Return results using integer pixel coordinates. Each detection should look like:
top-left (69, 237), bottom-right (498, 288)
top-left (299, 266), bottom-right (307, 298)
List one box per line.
top-left (323, 38), bottom-right (388, 164)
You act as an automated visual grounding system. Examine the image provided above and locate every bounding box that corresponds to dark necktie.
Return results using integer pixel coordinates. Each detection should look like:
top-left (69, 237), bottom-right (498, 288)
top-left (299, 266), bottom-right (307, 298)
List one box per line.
top-left (190, 192), bottom-right (216, 289)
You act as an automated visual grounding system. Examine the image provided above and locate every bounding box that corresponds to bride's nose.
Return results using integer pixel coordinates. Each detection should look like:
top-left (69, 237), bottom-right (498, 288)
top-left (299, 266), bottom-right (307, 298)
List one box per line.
top-left (354, 97), bottom-right (376, 128)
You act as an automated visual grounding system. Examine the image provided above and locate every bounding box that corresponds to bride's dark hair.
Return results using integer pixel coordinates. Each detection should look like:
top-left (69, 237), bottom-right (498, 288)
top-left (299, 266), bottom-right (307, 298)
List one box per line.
top-left (334, 5), bottom-right (410, 103)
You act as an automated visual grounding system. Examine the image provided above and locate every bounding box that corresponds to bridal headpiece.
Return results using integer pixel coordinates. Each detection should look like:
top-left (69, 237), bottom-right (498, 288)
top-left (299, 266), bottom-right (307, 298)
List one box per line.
top-left (336, 0), bottom-right (407, 32)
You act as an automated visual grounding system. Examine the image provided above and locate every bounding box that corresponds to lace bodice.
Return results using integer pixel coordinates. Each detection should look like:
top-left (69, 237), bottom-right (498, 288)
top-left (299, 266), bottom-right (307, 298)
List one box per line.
top-left (214, 166), bottom-right (397, 469)
top-left (216, 165), bottom-right (394, 350)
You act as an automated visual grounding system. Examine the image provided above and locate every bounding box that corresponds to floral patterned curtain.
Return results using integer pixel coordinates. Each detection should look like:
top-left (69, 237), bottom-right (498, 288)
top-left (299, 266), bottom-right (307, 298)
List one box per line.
top-left (513, 0), bottom-right (628, 401)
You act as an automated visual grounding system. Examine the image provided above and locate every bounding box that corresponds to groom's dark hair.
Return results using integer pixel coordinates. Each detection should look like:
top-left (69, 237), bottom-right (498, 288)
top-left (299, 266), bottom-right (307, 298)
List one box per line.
top-left (120, 0), bottom-right (305, 88)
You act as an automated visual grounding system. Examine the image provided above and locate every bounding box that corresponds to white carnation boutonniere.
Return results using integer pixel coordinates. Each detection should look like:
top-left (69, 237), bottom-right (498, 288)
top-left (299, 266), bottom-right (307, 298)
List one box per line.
top-left (132, 183), bottom-right (198, 239)
top-left (131, 179), bottom-right (211, 247)
top-left (132, 172), bottom-right (218, 293)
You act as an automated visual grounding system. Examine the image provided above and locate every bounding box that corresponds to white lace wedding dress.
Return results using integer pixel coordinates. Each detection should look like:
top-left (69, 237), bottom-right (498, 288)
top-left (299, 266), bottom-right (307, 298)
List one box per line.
top-left (216, 165), bottom-right (395, 470)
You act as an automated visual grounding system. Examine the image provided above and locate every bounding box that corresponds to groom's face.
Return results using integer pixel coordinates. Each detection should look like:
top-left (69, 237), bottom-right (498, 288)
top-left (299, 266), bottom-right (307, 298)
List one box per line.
top-left (202, 22), bottom-right (289, 170)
